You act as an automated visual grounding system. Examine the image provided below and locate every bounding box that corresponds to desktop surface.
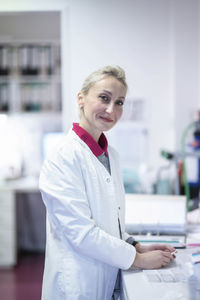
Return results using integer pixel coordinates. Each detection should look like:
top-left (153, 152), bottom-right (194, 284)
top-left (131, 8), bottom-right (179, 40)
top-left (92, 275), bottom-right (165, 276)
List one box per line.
top-left (121, 248), bottom-right (200, 300)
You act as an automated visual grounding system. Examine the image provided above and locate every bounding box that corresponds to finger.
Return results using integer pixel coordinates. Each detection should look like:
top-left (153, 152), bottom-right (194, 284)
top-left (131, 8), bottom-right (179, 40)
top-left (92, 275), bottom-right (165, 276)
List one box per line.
top-left (164, 245), bottom-right (176, 252)
top-left (171, 250), bottom-right (178, 256)
top-left (163, 256), bottom-right (172, 265)
top-left (157, 245), bottom-right (175, 253)
top-left (167, 253), bottom-right (176, 262)
top-left (163, 251), bottom-right (172, 258)
top-left (162, 259), bottom-right (170, 267)
top-left (163, 252), bottom-right (174, 262)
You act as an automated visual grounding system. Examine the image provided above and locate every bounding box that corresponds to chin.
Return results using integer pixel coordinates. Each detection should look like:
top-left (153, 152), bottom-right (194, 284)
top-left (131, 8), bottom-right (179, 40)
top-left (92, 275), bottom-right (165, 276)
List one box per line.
top-left (96, 119), bottom-right (116, 132)
top-left (101, 124), bottom-right (115, 132)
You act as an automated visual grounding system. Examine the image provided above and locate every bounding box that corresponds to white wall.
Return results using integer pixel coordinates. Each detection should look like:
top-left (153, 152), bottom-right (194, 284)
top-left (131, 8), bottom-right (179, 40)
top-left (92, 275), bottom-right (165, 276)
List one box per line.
top-left (0, 0), bottom-right (199, 170)
top-left (0, 12), bottom-right (60, 41)
top-left (61, 0), bottom-right (199, 170)
top-left (173, 0), bottom-right (199, 149)
top-left (64, 0), bottom-right (174, 169)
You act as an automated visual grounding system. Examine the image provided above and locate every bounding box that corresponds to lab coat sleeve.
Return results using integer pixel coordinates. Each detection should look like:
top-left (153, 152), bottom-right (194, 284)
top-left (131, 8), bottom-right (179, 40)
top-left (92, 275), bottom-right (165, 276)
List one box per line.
top-left (39, 153), bottom-right (136, 271)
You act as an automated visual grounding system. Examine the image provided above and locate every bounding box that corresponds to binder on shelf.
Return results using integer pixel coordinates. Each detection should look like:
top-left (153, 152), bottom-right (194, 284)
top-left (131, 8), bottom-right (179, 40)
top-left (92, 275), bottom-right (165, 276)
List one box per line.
top-left (0, 45), bottom-right (11, 76)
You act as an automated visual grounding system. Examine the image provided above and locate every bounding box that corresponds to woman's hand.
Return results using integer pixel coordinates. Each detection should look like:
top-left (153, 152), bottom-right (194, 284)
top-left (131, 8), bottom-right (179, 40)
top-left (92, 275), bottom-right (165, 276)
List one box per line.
top-left (131, 249), bottom-right (175, 269)
top-left (135, 243), bottom-right (175, 254)
top-left (131, 243), bottom-right (176, 269)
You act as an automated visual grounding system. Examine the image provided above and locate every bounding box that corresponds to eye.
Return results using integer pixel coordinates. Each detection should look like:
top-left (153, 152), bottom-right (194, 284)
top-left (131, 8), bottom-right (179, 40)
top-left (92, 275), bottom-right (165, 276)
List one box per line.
top-left (115, 100), bottom-right (124, 106)
top-left (99, 95), bottom-right (110, 103)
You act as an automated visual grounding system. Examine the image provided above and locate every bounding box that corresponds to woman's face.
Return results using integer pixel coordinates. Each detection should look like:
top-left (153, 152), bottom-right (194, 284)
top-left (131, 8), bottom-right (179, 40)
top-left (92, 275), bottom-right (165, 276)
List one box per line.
top-left (77, 76), bottom-right (126, 141)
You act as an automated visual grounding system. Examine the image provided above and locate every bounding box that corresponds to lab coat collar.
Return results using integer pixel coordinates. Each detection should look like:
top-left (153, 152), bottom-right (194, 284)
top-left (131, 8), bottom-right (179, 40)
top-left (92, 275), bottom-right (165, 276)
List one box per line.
top-left (72, 123), bottom-right (108, 157)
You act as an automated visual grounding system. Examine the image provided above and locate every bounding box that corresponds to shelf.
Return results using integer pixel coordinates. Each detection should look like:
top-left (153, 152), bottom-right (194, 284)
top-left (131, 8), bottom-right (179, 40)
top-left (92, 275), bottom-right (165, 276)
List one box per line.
top-left (5, 111), bottom-right (62, 117)
top-left (0, 74), bottom-right (61, 82)
top-left (0, 40), bottom-right (61, 114)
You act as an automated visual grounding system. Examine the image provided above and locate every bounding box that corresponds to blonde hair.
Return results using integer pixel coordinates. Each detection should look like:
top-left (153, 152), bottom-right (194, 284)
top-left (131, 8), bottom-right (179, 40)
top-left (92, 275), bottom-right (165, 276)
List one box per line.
top-left (81, 65), bottom-right (128, 95)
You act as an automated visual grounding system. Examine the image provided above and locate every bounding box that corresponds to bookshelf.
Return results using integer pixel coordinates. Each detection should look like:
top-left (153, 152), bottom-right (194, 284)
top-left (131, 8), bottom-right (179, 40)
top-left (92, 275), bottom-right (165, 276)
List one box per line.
top-left (0, 41), bottom-right (61, 114)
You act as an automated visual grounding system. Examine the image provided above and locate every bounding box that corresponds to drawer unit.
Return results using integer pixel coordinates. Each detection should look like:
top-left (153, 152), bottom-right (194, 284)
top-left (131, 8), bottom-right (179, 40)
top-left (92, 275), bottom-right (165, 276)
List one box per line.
top-left (0, 190), bottom-right (16, 267)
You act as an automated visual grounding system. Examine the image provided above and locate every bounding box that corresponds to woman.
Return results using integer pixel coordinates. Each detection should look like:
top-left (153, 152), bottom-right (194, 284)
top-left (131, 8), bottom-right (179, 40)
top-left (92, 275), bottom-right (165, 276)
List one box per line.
top-left (39, 65), bottom-right (175, 300)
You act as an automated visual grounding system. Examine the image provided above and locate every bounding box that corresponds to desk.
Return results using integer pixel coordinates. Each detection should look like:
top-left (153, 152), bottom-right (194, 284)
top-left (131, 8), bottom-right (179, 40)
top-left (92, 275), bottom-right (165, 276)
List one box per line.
top-left (121, 242), bottom-right (200, 300)
top-left (0, 176), bottom-right (42, 267)
top-left (0, 176), bottom-right (39, 192)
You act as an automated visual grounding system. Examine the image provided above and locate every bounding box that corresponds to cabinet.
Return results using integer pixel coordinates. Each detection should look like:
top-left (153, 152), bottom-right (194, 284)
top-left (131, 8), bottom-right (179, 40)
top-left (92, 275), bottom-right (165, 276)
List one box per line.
top-left (0, 41), bottom-right (61, 113)
top-left (0, 177), bottom-right (40, 267)
top-left (0, 189), bottom-right (16, 267)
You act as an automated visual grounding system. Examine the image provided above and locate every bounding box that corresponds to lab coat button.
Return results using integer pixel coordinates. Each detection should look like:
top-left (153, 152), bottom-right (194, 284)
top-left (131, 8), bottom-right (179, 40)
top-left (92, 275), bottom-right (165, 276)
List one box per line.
top-left (106, 178), bottom-right (110, 183)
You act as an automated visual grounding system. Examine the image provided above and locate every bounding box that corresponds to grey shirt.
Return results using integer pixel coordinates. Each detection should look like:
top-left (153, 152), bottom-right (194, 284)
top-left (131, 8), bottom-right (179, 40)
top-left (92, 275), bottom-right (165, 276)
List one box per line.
top-left (97, 153), bottom-right (111, 174)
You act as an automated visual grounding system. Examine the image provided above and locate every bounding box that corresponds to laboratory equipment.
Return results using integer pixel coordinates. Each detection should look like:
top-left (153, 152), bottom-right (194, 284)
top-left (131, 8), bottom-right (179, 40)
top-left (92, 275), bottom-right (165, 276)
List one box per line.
top-left (159, 111), bottom-right (200, 211)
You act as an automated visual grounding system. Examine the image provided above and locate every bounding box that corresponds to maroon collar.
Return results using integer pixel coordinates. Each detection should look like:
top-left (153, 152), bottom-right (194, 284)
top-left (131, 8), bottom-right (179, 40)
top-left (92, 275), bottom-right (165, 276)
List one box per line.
top-left (72, 123), bottom-right (108, 157)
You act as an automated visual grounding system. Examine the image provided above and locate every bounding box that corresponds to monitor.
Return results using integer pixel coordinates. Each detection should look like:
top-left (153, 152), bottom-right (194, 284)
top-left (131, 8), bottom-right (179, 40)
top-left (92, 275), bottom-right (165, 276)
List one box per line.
top-left (125, 194), bottom-right (187, 235)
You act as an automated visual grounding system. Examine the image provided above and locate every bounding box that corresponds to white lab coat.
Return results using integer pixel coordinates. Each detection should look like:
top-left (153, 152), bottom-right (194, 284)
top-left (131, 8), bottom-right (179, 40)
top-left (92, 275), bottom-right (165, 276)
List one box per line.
top-left (39, 129), bottom-right (136, 300)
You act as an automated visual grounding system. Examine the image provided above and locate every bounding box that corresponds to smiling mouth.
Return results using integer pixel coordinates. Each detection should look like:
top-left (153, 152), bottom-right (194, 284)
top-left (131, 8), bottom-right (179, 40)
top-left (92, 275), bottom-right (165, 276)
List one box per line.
top-left (99, 116), bottom-right (113, 123)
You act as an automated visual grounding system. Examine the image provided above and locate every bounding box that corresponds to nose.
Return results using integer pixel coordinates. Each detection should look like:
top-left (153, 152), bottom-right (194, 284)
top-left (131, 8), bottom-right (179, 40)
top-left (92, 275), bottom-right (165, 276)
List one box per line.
top-left (105, 102), bottom-right (114, 114)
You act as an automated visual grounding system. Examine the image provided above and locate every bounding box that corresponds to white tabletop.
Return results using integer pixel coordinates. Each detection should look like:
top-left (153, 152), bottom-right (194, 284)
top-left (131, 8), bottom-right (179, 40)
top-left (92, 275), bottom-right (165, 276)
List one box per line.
top-left (0, 176), bottom-right (39, 192)
top-left (121, 227), bottom-right (200, 300)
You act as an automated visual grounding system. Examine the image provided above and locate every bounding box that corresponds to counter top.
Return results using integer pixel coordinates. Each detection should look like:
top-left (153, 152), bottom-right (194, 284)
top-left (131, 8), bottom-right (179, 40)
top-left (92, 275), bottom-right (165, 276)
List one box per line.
top-left (121, 228), bottom-right (200, 300)
top-left (0, 176), bottom-right (39, 192)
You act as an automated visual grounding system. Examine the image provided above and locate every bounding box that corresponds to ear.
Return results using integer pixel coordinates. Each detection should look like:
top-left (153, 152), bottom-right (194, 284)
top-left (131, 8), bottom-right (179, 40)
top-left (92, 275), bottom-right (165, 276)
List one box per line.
top-left (77, 91), bottom-right (85, 108)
